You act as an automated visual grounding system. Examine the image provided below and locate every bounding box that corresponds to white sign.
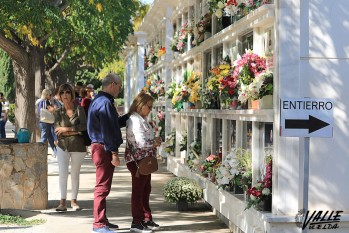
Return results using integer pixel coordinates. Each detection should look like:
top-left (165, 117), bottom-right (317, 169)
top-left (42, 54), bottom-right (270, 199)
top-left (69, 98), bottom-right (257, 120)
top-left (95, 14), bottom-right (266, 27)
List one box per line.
top-left (280, 98), bottom-right (334, 137)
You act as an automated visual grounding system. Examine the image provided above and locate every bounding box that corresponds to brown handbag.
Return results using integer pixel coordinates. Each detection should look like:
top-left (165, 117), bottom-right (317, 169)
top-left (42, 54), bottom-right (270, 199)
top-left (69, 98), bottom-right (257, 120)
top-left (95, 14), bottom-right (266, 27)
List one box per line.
top-left (134, 156), bottom-right (158, 177)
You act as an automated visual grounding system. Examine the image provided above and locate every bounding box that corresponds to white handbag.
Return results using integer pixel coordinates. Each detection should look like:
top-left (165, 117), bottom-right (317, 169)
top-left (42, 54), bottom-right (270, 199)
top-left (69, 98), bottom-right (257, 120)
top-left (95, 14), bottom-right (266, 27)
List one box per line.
top-left (40, 108), bottom-right (55, 124)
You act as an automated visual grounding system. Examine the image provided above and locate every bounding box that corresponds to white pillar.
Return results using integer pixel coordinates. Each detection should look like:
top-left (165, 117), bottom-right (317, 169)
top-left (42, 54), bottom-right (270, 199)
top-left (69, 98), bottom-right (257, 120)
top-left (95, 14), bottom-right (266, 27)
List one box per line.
top-left (134, 32), bottom-right (147, 96)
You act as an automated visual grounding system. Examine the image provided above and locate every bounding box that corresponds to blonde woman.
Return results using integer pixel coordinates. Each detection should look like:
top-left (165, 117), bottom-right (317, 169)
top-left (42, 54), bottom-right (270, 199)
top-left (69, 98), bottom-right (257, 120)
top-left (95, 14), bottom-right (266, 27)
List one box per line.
top-left (53, 83), bottom-right (87, 211)
top-left (37, 89), bottom-right (57, 155)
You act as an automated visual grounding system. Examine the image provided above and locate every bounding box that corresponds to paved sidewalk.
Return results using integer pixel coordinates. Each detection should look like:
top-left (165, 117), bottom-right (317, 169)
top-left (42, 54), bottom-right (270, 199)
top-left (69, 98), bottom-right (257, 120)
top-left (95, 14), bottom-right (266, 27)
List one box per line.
top-left (1, 123), bottom-right (230, 233)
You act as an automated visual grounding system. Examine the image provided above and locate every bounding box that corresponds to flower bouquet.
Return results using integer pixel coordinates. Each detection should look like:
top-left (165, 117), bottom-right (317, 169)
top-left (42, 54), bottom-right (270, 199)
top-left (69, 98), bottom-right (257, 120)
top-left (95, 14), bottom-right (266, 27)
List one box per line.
top-left (184, 71), bottom-right (202, 106)
top-left (164, 130), bottom-right (176, 156)
top-left (233, 50), bottom-right (267, 104)
top-left (192, 13), bottom-right (212, 46)
top-left (187, 139), bottom-right (202, 171)
top-left (143, 75), bottom-right (165, 100)
top-left (246, 155), bottom-right (272, 210)
top-left (157, 47), bottom-right (166, 57)
top-left (200, 154), bottom-right (221, 177)
top-left (180, 131), bottom-right (187, 152)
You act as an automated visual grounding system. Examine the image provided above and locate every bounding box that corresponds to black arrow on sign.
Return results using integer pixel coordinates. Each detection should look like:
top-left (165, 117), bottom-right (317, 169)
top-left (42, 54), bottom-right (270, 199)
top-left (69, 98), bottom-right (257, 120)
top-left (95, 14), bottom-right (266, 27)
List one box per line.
top-left (285, 115), bottom-right (330, 133)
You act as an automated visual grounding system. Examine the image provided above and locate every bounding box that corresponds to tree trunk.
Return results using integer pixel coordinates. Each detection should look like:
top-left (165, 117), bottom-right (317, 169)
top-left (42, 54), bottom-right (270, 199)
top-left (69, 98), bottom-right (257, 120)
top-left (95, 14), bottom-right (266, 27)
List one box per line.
top-left (13, 60), bottom-right (36, 141)
top-left (13, 47), bottom-right (43, 142)
top-left (33, 47), bottom-right (45, 141)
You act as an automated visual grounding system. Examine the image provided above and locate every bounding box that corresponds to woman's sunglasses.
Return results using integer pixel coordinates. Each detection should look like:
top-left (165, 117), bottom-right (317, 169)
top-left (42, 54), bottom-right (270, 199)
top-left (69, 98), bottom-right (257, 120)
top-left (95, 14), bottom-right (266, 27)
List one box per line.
top-left (59, 90), bottom-right (72, 95)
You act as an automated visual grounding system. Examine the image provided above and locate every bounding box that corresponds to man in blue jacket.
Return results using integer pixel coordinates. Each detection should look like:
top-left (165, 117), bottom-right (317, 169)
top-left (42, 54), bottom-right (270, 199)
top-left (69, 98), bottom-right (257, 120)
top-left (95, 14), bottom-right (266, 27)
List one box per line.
top-left (88, 73), bottom-right (129, 233)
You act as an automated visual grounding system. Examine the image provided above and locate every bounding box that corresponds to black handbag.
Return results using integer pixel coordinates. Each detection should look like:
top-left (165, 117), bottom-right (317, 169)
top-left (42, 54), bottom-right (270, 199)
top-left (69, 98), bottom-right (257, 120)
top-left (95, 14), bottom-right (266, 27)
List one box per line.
top-left (81, 130), bottom-right (91, 146)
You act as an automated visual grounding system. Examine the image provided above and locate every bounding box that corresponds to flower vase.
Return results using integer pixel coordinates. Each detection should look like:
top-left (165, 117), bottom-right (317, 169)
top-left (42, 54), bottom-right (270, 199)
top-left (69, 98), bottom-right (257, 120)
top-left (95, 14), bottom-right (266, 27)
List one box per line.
top-left (244, 191), bottom-right (250, 202)
top-left (195, 101), bottom-right (202, 109)
top-left (230, 98), bottom-right (238, 110)
top-left (234, 184), bottom-right (244, 194)
top-left (222, 16), bottom-right (233, 29)
top-left (220, 96), bottom-right (227, 109)
top-left (248, 99), bottom-right (259, 109)
top-left (189, 102), bottom-right (196, 109)
top-left (176, 199), bottom-right (189, 211)
top-left (182, 102), bottom-right (189, 110)
top-left (256, 196), bottom-right (272, 211)
top-left (259, 95), bottom-right (273, 109)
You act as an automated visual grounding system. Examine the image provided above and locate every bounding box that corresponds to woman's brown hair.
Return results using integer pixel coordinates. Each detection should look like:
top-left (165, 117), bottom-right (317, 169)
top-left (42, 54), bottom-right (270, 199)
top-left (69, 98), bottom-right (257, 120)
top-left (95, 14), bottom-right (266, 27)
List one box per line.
top-left (58, 83), bottom-right (75, 101)
top-left (128, 92), bottom-right (155, 115)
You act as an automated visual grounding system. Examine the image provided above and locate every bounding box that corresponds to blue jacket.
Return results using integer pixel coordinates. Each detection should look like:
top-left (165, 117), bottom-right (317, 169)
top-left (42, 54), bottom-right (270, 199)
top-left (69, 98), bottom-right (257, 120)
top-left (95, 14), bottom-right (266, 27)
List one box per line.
top-left (87, 91), bottom-right (128, 153)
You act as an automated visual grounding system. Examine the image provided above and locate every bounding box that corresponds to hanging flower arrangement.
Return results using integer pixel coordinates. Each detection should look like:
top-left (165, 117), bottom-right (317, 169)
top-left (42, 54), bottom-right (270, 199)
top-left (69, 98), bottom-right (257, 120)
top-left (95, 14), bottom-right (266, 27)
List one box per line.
top-left (157, 47), bottom-right (166, 57)
top-left (171, 23), bottom-right (193, 53)
top-left (233, 50), bottom-right (266, 103)
top-left (246, 155), bottom-right (272, 210)
top-left (184, 71), bottom-right (202, 103)
top-left (142, 75), bottom-right (165, 99)
top-left (192, 13), bottom-right (212, 46)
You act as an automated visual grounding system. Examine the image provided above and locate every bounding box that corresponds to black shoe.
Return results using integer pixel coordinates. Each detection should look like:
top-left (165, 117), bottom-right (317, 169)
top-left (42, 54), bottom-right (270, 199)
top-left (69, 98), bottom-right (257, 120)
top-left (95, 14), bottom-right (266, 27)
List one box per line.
top-left (130, 222), bottom-right (152, 233)
top-left (143, 220), bottom-right (160, 230)
top-left (106, 222), bottom-right (119, 229)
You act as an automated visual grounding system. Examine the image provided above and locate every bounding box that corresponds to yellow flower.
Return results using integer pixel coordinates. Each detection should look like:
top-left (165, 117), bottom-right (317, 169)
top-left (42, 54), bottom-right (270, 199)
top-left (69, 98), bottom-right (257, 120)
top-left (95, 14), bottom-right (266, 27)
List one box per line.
top-left (219, 64), bottom-right (230, 70)
top-left (96, 3), bottom-right (103, 12)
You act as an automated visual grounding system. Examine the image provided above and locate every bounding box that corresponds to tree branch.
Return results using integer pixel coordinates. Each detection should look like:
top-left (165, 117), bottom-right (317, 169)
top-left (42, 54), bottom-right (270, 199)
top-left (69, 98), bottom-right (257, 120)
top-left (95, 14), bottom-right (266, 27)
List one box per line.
top-left (0, 31), bottom-right (29, 69)
top-left (47, 48), bottom-right (70, 74)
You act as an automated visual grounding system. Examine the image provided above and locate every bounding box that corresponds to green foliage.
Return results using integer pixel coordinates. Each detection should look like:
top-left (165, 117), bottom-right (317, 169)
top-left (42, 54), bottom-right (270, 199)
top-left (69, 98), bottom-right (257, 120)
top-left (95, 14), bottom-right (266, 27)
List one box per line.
top-left (115, 98), bottom-right (124, 106)
top-left (0, 213), bottom-right (46, 226)
top-left (7, 103), bottom-right (15, 124)
top-left (179, 131), bottom-right (187, 152)
top-left (234, 148), bottom-right (252, 190)
top-left (163, 177), bottom-right (203, 203)
top-left (258, 72), bottom-right (273, 98)
top-left (0, 49), bottom-right (15, 103)
top-left (0, 0), bottom-right (138, 79)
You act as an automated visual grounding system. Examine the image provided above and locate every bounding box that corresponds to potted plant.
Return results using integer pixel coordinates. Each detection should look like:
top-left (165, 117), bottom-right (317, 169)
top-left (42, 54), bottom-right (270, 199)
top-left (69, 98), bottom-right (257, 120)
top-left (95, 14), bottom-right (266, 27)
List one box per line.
top-left (164, 130), bottom-right (176, 156)
top-left (231, 148), bottom-right (252, 194)
top-left (200, 154), bottom-right (221, 182)
top-left (246, 155), bottom-right (272, 211)
top-left (163, 177), bottom-right (203, 211)
top-left (187, 139), bottom-right (202, 171)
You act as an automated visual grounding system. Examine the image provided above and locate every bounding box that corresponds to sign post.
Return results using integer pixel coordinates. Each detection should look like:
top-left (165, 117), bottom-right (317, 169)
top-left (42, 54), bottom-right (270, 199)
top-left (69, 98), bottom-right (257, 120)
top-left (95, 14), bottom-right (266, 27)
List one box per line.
top-left (280, 98), bottom-right (334, 233)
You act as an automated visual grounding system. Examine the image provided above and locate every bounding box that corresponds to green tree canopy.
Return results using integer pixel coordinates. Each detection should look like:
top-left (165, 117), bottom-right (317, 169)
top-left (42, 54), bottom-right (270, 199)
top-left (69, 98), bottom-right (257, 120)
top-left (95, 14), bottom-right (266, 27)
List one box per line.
top-left (0, 0), bottom-right (140, 135)
top-left (0, 49), bottom-right (15, 103)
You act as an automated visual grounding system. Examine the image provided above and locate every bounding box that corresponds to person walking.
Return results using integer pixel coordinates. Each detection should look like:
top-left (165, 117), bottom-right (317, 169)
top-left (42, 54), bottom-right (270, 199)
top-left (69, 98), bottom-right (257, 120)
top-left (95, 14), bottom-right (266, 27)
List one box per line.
top-left (53, 83), bottom-right (87, 211)
top-left (88, 73), bottom-right (129, 233)
top-left (37, 89), bottom-right (57, 155)
top-left (125, 92), bottom-right (161, 233)
top-left (0, 93), bottom-right (9, 138)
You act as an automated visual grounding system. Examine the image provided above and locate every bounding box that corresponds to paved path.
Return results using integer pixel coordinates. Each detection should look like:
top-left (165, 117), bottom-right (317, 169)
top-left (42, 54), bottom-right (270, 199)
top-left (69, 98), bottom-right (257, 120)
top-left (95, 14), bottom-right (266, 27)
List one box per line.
top-left (1, 123), bottom-right (230, 233)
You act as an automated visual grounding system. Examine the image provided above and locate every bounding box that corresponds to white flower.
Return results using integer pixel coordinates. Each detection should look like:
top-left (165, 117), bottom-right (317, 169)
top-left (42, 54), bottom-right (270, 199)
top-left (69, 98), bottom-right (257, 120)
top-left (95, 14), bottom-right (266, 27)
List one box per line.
top-left (217, 1), bottom-right (225, 9)
top-left (215, 9), bottom-right (223, 18)
top-left (262, 188), bottom-right (271, 195)
top-left (250, 195), bottom-right (256, 200)
top-left (220, 176), bottom-right (230, 185)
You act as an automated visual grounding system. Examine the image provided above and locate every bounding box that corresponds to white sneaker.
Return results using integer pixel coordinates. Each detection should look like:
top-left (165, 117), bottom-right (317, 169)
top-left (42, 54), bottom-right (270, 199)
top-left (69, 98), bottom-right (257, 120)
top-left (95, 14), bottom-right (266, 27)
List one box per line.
top-left (91, 226), bottom-right (116, 233)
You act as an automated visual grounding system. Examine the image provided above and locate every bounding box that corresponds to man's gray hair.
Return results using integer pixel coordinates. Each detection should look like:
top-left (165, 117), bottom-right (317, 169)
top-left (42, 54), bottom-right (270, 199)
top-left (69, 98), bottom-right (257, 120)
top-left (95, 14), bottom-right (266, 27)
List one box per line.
top-left (102, 72), bottom-right (122, 89)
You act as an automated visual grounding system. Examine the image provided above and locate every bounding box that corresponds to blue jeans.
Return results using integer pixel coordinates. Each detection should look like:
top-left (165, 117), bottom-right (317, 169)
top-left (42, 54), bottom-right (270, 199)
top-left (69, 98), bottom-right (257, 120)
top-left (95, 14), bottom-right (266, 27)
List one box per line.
top-left (0, 119), bottom-right (6, 138)
top-left (39, 122), bottom-right (57, 153)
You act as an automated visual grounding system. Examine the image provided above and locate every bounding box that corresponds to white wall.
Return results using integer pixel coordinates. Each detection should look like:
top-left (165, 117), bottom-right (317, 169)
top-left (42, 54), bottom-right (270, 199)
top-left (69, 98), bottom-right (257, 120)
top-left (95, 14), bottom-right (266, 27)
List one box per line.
top-left (277, 0), bottom-right (349, 217)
